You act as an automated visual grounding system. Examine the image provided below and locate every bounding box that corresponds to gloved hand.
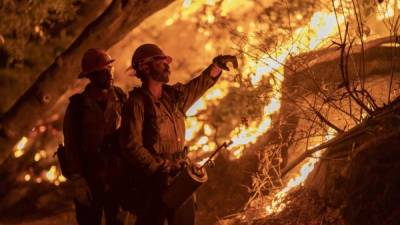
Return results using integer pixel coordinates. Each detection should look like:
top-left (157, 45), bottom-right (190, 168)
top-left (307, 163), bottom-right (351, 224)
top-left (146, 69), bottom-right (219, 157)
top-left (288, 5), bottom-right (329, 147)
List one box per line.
top-left (212, 55), bottom-right (238, 71)
top-left (160, 159), bottom-right (184, 176)
top-left (155, 159), bottom-right (187, 189)
top-left (70, 176), bottom-right (92, 206)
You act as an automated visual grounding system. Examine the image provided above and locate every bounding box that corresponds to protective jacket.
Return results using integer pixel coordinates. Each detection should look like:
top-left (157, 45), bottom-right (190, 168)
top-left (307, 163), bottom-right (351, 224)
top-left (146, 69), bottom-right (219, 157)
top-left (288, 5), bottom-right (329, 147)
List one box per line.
top-left (119, 66), bottom-right (220, 177)
top-left (63, 83), bottom-right (126, 190)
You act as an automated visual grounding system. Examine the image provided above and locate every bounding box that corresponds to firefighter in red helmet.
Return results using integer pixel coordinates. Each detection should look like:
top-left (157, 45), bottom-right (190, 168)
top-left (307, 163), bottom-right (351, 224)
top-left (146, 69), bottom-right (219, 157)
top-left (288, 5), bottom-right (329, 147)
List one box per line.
top-left (62, 48), bottom-right (126, 225)
top-left (119, 43), bottom-right (238, 225)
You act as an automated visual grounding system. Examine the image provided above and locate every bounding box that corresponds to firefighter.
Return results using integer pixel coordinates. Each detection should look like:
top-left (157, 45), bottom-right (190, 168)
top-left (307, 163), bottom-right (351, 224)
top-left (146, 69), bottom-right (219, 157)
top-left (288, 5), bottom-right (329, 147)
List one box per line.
top-left (119, 43), bottom-right (237, 225)
top-left (63, 48), bottom-right (126, 225)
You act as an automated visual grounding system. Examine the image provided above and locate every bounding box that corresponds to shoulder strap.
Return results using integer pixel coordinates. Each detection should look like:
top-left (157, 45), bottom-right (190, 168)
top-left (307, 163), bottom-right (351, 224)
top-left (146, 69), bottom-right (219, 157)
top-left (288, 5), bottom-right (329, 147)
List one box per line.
top-left (129, 88), bottom-right (154, 116)
top-left (128, 88), bottom-right (158, 155)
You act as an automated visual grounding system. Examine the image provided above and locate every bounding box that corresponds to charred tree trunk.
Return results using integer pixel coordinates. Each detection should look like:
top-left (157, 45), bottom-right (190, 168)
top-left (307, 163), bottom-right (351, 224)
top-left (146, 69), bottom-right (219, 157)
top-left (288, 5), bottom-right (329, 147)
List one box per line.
top-left (0, 0), bottom-right (175, 165)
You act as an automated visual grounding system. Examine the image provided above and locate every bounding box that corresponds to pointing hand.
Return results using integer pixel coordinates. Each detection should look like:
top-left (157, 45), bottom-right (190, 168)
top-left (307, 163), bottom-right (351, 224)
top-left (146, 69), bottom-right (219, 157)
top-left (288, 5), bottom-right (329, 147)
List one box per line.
top-left (212, 55), bottom-right (238, 71)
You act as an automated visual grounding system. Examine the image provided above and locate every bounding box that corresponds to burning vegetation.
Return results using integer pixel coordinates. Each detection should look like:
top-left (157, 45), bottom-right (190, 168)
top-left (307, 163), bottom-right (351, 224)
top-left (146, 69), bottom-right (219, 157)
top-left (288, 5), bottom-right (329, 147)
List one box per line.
top-left (0, 0), bottom-right (400, 224)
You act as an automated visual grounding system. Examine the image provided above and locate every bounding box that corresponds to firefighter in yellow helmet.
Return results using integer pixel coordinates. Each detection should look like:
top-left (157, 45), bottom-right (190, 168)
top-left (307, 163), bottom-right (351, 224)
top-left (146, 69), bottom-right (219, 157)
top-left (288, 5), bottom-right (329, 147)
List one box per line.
top-left (119, 43), bottom-right (237, 225)
top-left (63, 48), bottom-right (126, 225)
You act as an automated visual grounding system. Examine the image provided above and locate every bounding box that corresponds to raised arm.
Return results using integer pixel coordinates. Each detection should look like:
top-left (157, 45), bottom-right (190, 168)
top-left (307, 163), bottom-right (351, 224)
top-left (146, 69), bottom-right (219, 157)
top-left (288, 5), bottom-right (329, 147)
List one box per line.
top-left (175, 55), bottom-right (238, 112)
top-left (174, 64), bottom-right (221, 112)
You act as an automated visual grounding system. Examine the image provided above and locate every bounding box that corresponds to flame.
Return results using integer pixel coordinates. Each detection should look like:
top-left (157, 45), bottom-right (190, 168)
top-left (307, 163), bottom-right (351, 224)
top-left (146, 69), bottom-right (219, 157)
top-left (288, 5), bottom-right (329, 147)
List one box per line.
top-left (13, 136), bottom-right (28, 158)
top-left (228, 10), bottom-right (343, 154)
top-left (232, 146), bottom-right (244, 159)
top-left (183, 0), bottom-right (192, 8)
top-left (34, 152), bottom-right (41, 162)
top-left (38, 125), bottom-right (47, 133)
top-left (58, 175), bottom-right (67, 182)
top-left (265, 129), bottom-right (336, 215)
top-left (185, 117), bottom-right (202, 141)
top-left (204, 41), bottom-right (213, 51)
top-left (203, 124), bottom-right (213, 136)
top-left (179, 3), bottom-right (343, 162)
top-left (376, 0), bottom-right (399, 20)
top-left (185, 81), bottom-right (229, 142)
top-left (309, 12), bottom-right (342, 49)
top-left (23, 163), bottom-right (66, 185)
top-left (186, 81), bottom-right (229, 117)
top-left (24, 174), bottom-right (31, 182)
top-left (45, 165), bottom-right (57, 182)
top-left (34, 149), bottom-right (48, 162)
top-left (265, 152), bottom-right (321, 215)
top-left (186, 101), bottom-right (206, 117)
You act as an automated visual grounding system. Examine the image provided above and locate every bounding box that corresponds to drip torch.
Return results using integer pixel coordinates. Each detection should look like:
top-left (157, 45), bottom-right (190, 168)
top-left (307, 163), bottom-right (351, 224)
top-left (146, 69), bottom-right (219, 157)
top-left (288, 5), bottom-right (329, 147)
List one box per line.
top-left (162, 140), bottom-right (233, 209)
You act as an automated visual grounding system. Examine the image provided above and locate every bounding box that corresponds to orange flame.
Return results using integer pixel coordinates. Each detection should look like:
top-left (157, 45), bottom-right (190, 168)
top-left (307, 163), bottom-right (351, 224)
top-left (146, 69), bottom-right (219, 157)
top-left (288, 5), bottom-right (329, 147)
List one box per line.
top-left (45, 165), bottom-right (57, 182)
top-left (13, 136), bottom-right (28, 158)
top-left (265, 129), bottom-right (336, 215)
top-left (376, 0), bottom-right (398, 20)
top-left (180, 3), bottom-right (344, 163)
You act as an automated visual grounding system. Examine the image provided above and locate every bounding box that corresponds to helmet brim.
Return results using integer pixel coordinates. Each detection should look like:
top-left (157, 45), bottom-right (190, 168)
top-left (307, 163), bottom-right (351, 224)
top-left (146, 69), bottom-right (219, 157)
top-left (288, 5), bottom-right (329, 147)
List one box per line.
top-left (165, 55), bottom-right (172, 64)
top-left (78, 59), bottom-right (115, 79)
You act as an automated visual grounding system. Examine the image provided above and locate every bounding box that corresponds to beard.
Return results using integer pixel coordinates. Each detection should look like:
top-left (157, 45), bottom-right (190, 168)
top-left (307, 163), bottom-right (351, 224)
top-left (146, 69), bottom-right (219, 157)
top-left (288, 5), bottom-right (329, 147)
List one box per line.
top-left (149, 65), bottom-right (170, 83)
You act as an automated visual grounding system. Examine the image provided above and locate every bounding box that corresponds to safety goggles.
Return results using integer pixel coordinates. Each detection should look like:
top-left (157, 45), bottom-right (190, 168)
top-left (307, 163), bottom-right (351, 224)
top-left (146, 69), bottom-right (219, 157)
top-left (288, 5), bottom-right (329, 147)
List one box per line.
top-left (139, 55), bottom-right (172, 65)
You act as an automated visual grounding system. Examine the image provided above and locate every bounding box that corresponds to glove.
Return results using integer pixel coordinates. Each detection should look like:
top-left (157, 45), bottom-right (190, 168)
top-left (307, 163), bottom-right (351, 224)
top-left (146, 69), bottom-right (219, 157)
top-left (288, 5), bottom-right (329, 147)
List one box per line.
top-left (160, 159), bottom-right (183, 176)
top-left (155, 159), bottom-right (186, 189)
top-left (70, 176), bottom-right (92, 206)
top-left (212, 55), bottom-right (238, 71)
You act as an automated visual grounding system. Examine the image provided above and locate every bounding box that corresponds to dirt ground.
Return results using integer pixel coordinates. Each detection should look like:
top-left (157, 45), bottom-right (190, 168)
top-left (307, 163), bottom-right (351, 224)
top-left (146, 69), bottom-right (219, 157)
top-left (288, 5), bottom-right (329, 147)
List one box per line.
top-left (0, 210), bottom-right (135, 225)
top-left (0, 211), bottom-right (76, 225)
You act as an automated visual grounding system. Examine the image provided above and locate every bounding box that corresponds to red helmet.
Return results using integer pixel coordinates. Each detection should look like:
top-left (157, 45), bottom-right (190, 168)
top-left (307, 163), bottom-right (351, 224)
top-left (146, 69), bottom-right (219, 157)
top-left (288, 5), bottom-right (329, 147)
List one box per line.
top-left (79, 48), bottom-right (114, 78)
top-left (131, 44), bottom-right (172, 69)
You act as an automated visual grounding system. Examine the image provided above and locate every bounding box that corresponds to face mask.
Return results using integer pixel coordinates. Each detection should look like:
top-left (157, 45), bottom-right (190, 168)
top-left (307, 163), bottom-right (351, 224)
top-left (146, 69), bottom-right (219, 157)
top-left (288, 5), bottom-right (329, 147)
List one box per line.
top-left (90, 68), bottom-right (114, 89)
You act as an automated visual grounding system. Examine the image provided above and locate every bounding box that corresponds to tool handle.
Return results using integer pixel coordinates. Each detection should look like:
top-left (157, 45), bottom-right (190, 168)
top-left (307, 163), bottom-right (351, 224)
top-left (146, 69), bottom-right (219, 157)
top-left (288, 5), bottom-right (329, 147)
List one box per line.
top-left (199, 140), bottom-right (233, 170)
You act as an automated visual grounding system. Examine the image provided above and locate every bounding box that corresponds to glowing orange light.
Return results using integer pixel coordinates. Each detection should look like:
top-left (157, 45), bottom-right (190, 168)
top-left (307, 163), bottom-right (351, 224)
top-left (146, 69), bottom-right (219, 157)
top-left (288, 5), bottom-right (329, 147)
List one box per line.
top-left (34, 152), bottom-right (41, 162)
top-left (185, 118), bottom-right (202, 142)
top-left (24, 174), bottom-right (31, 182)
top-left (45, 165), bottom-right (57, 182)
top-left (183, 0), bottom-right (192, 8)
top-left (265, 128), bottom-right (336, 214)
top-left (13, 136), bottom-right (28, 158)
top-left (58, 175), bottom-right (67, 183)
top-left (376, 0), bottom-right (397, 20)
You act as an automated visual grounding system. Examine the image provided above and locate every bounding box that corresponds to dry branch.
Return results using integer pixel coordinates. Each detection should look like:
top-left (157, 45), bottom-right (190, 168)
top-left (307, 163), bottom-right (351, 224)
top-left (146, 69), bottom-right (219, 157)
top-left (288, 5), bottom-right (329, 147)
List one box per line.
top-left (281, 97), bottom-right (400, 177)
top-left (0, 0), bottom-right (176, 165)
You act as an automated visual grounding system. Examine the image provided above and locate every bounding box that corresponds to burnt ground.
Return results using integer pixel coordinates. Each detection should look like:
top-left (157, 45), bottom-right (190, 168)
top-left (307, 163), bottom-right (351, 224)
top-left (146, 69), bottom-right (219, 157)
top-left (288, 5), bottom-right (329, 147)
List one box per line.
top-left (222, 102), bottom-right (400, 225)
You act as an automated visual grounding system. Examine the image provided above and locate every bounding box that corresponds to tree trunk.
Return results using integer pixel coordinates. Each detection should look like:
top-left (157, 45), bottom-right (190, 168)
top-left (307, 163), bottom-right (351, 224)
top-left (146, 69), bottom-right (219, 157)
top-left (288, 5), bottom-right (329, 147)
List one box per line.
top-left (0, 0), bottom-right (175, 165)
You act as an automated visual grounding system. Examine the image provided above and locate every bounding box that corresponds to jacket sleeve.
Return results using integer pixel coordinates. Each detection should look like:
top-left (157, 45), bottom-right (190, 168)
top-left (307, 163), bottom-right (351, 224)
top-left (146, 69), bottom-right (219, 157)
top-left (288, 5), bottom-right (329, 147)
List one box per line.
top-left (174, 64), bottom-right (222, 113)
top-left (62, 101), bottom-right (84, 179)
top-left (119, 97), bottom-right (161, 176)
